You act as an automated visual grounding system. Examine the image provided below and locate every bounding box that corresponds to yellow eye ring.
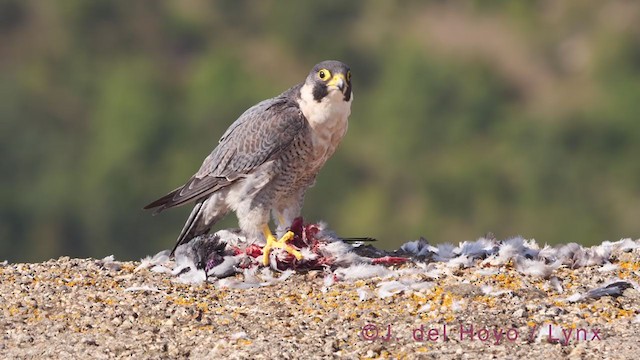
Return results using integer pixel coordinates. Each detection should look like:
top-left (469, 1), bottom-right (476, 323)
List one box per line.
top-left (346, 71), bottom-right (351, 81)
top-left (318, 69), bottom-right (331, 80)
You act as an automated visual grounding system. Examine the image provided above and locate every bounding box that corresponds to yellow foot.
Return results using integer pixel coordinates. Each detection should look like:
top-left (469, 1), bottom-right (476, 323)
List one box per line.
top-left (262, 228), bottom-right (303, 266)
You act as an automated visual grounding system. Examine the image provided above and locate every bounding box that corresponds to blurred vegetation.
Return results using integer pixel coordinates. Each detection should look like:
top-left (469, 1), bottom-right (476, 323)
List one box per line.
top-left (1, 1), bottom-right (640, 261)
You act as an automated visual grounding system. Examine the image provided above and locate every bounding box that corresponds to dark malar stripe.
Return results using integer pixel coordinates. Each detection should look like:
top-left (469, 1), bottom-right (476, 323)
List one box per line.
top-left (343, 85), bottom-right (351, 102)
top-left (312, 83), bottom-right (328, 102)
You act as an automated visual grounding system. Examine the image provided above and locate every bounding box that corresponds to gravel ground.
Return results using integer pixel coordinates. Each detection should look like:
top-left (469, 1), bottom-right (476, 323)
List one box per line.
top-left (1, 245), bottom-right (639, 359)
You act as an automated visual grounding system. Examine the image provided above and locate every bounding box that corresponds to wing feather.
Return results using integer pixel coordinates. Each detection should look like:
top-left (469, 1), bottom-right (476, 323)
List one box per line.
top-left (145, 90), bottom-right (306, 212)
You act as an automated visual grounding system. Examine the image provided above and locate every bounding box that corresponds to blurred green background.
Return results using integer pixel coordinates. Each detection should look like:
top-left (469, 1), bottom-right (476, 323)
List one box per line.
top-left (2, 1), bottom-right (640, 262)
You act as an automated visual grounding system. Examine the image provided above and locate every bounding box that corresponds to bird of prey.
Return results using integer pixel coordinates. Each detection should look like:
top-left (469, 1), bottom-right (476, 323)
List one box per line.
top-left (145, 60), bottom-right (353, 266)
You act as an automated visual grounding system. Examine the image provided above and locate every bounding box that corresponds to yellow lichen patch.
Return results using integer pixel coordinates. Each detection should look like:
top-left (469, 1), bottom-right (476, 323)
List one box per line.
top-left (7, 306), bottom-right (21, 316)
top-left (617, 261), bottom-right (640, 278)
top-left (236, 339), bottom-right (252, 346)
top-left (616, 309), bottom-right (635, 318)
top-left (474, 295), bottom-right (496, 308)
top-left (195, 325), bottom-right (214, 331)
top-left (442, 313), bottom-right (455, 322)
top-left (619, 262), bottom-right (640, 271)
top-left (196, 302), bottom-right (209, 312)
top-left (491, 273), bottom-right (522, 290)
top-left (346, 312), bottom-right (359, 321)
top-left (166, 295), bottom-right (196, 306)
top-left (440, 292), bottom-right (454, 308)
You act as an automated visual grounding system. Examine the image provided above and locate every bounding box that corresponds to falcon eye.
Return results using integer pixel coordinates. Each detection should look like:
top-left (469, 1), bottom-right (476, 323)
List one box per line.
top-left (318, 69), bottom-right (331, 80)
top-left (346, 71), bottom-right (351, 81)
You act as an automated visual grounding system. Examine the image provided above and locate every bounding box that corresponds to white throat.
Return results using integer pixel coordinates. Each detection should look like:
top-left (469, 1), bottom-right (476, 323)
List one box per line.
top-left (298, 82), bottom-right (353, 166)
top-left (298, 82), bottom-right (352, 132)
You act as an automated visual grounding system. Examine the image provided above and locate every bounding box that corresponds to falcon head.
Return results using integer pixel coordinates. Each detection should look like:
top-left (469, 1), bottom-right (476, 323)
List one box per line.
top-left (304, 60), bottom-right (352, 102)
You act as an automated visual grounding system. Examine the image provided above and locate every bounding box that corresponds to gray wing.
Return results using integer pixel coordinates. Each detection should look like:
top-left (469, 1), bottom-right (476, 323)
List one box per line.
top-left (145, 95), bottom-right (306, 212)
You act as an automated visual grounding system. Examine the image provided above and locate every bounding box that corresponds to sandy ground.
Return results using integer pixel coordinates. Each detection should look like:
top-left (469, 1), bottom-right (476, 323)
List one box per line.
top-left (1, 247), bottom-right (639, 359)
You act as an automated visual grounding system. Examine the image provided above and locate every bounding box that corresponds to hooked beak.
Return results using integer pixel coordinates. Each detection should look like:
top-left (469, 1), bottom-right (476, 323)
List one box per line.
top-left (327, 73), bottom-right (347, 93)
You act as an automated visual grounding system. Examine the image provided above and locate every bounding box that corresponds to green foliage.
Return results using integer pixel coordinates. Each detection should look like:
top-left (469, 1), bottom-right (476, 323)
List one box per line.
top-left (2, 1), bottom-right (640, 261)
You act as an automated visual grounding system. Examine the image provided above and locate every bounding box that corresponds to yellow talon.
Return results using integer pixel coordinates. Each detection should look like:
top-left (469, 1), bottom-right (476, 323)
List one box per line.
top-left (262, 226), bottom-right (302, 266)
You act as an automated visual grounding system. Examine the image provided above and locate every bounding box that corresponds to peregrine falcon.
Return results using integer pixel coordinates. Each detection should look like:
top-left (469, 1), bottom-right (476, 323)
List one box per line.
top-left (145, 60), bottom-right (353, 266)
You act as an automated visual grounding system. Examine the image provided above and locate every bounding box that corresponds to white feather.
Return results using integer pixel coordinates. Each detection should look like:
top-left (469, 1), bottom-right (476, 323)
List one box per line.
top-left (230, 332), bottom-right (248, 340)
top-left (434, 243), bottom-right (457, 261)
top-left (356, 287), bottom-right (373, 301)
top-left (174, 268), bottom-right (206, 284)
top-left (549, 276), bottom-right (564, 293)
top-left (598, 262), bottom-right (619, 273)
top-left (322, 274), bottom-right (335, 293)
top-left (475, 268), bottom-right (498, 276)
top-left (446, 255), bottom-right (474, 269)
top-left (515, 258), bottom-right (561, 279)
top-left (135, 250), bottom-right (170, 272)
top-left (334, 264), bottom-right (392, 281)
top-left (564, 293), bottom-right (583, 302)
top-left (377, 281), bottom-right (408, 298)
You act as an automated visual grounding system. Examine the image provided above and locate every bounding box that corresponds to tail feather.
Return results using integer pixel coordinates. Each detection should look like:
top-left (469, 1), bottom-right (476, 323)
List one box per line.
top-left (340, 237), bottom-right (377, 242)
top-left (170, 200), bottom-right (206, 256)
top-left (144, 177), bottom-right (231, 214)
top-left (143, 187), bottom-right (181, 214)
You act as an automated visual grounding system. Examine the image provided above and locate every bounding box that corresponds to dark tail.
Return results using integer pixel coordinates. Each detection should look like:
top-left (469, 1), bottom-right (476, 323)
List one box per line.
top-left (340, 237), bottom-right (377, 243)
top-left (143, 188), bottom-right (181, 215)
top-left (170, 200), bottom-right (207, 256)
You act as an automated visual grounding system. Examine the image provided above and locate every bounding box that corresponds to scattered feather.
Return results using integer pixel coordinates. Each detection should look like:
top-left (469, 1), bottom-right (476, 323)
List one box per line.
top-left (598, 262), bottom-right (619, 273)
top-left (150, 265), bottom-right (172, 274)
top-left (377, 281), bottom-right (408, 298)
top-left (515, 258), bottom-right (561, 279)
top-left (458, 238), bottom-right (496, 258)
top-left (300, 247), bottom-right (319, 261)
top-left (537, 245), bottom-right (557, 261)
top-left (474, 268), bottom-right (498, 276)
top-left (618, 238), bottom-right (639, 252)
top-left (481, 285), bottom-right (511, 297)
top-left (259, 268), bottom-right (294, 285)
top-left (230, 332), bottom-right (248, 340)
top-left (322, 274), bottom-right (335, 293)
top-left (96, 255), bottom-right (121, 271)
top-left (321, 241), bottom-right (364, 266)
top-left (356, 287), bottom-right (372, 301)
top-left (174, 268), bottom-right (206, 284)
top-left (434, 243), bottom-right (456, 261)
top-left (400, 238), bottom-right (435, 257)
top-left (415, 263), bottom-right (442, 279)
top-left (334, 264), bottom-right (392, 281)
top-left (446, 255), bottom-right (474, 269)
top-left (564, 293), bottom-right (583, 302)
top-left (409, 281), bottom-right (434, 291)
top-left (549, 277), bottom-right (563, 294)
top-left (492, 237), bottom-right (526, 265)
top-left (216, 278), bottom-right (260, 289)
top-left (135, 250), bottom-right (170, 272)
top-left (585, 281), bottom-right (632, 299)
